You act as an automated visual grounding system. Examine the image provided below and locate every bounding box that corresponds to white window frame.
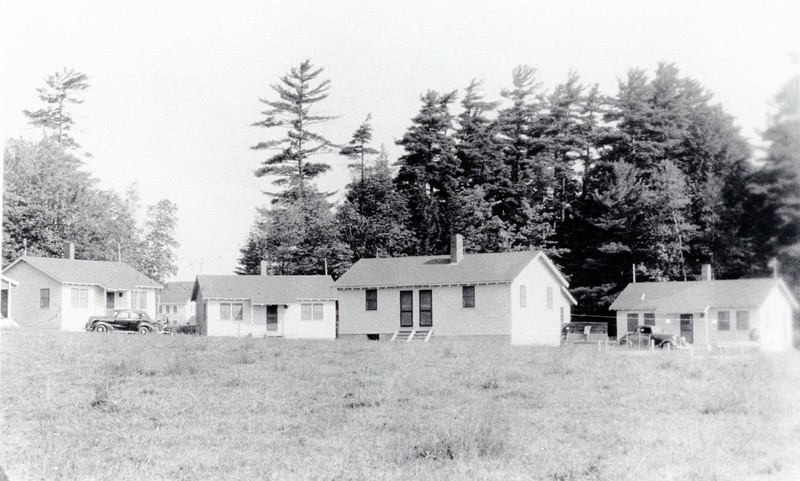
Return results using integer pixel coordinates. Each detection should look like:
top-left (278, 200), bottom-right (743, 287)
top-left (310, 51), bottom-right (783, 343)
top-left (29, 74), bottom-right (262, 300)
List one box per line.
top-left (301, 303), bottom-right (324, 321)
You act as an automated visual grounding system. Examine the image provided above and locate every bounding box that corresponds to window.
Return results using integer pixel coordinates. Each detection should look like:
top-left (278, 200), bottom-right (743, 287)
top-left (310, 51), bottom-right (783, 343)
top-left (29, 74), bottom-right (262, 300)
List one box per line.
top-left (419, 290), bottom-right (432, 327)
top-left (718, 311), bottom-right (730, 331)
top-left (400, 291), bottom-right (413, 328)
top-left (71, 288), bottom-right (88, 308)
top-left (644, 312), bottom-right (655, 326)
top-left (302, 303), bottom-right (324, 321)
top-left (131, 291), bottom-right (147, 310)
top-left (520, 285), bottom-right (527, 307)
top-left (365, 289), bottom-right (377, 311)
top-left (736, 311), bottom-right (749, 330)
top-left (40, 288), bottom-right (50, 308)
top-left (546, 287), bottom-right (553, 309)
top-left (220, 303), bottom-right (244, 321)
top-left (627, 313), bottom-right (639, 333)
top-left (462, 286), bottom-right (475, 308)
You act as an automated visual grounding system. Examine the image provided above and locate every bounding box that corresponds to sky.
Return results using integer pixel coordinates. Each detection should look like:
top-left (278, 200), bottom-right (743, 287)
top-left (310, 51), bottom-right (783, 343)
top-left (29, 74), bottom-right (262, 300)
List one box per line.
top-left (1, 0), bottom-right (798, 281)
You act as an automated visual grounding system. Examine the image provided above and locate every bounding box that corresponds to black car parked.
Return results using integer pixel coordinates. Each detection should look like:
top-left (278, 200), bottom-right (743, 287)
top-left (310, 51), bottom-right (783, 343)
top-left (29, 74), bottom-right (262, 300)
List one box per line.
top-left (85, 309), bottom-right (158, 334)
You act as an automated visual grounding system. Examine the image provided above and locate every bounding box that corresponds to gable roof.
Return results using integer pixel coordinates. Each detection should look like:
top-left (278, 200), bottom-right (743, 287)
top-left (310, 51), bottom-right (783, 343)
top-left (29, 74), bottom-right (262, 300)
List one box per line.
top-left (609, 278), bottom-right (799, 312)
top-left (191, 275), bottom-right (335, 304)
top-left (3, 256), bottom-right (161, 290)
top-left (160, 281), bottom-right (196, 303)
top-left (334, 250), bottom-right (569, 289)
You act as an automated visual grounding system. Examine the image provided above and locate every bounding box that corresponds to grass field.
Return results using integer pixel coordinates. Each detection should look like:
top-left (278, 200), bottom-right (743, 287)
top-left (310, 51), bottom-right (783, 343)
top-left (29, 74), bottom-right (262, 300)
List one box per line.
top-left (1, 331), bottom-right (799, 481)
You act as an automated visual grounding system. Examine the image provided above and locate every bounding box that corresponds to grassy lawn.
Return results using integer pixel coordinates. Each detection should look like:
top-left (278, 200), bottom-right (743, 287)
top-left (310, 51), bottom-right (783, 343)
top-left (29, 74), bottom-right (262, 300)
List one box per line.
top-left (1, 331), bottom-right (799, 480)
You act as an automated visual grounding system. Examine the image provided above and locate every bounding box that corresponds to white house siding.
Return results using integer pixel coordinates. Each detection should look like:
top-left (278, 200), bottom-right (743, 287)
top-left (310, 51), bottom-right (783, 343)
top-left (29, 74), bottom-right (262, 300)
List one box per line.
top-left (60, 285), bottom-right (105, 331)
top-left (615, 308), bottom-right (763, 347)
top-left (158, 301), bottom-right (196, 325)
top-left (282, 302), bottom-right (336, 339)
top-left (759, 286), bottom-right (794, 351)
top-left (337, 284), bottom-right (512, 338)
top-left (201, 298), bottom-right (336, 338)
top-left (4, 261), bottom-right (62, 329)
top-left (510, 258), bottom-right (569, 346)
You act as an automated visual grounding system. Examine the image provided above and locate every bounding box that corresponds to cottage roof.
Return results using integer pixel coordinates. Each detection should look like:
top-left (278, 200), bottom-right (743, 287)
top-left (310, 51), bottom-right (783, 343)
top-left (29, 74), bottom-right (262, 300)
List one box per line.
top-left (191, 275), bottom-right (335, 304)
top-left (3, 256), bottom-right (161, 290)
top-left (160, 281), bottom-right (196, 303)
top-left (609, 278), bottom-right (799, 312)
top-left (334, 250), bottom-right (568, 289)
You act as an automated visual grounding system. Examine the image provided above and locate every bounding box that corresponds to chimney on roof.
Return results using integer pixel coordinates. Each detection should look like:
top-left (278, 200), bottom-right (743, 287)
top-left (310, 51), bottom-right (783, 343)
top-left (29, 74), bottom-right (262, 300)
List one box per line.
top-left (701, 263), bottom-right (712, 281)
top-left (64, 242), bottom-right (75, 260)
top-left (260, 260), bottom-right (268, 276)
top-left (450, 234), bottom-right (464, 264)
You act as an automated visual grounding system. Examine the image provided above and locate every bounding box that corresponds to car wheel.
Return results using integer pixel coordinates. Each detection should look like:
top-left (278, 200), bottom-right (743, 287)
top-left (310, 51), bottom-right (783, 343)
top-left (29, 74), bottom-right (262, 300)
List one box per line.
top-left (94, 324), bottom-right (108, 333)
top-left (138, 325), bottom-right (151, 334)
top-left (660, 342), bottom-right (672, 349)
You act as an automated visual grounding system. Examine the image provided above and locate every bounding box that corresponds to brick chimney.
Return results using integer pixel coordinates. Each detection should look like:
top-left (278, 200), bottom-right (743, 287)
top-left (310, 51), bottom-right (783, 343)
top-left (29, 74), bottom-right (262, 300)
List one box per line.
top-left (450, 234), bottom-right (463, 264)
top-left (701, 264), bottom-right (712, 281)
top-left (260, 260), bottom-right (268, 276)
top-left (63, 242), bottom-right (75, 260)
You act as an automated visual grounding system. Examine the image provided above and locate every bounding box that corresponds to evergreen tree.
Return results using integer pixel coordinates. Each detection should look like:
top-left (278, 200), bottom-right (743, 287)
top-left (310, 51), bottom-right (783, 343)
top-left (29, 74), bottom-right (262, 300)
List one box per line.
top-left (395, 90), bottom-right (460, 255)
top-left (337, 149), bottom-right (415, 260)
top-left (23, 68), bottom-right (89, 150)
top-left (251, 59), bottom-right (336, 199)
top-left (238, 185), bottom-right (351, 277)
top-left (749, 76), bottom-right (800, 292)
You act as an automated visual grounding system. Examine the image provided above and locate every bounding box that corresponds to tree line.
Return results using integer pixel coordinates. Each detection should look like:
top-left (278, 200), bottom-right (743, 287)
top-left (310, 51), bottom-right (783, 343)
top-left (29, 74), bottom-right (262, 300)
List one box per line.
top-left (3, 68), bottom-right (180, 283)
top-left (239, 60), bottom-right (800, 318)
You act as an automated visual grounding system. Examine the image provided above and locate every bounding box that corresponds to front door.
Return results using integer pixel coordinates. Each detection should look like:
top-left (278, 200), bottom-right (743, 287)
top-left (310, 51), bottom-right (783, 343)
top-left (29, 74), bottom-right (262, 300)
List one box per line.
top-left (419, 290), bottom-right (432, 328)
top-left (266, 305), bottom-right (278, 332)
top-left (106, 292), bottom-right (115, 314)
top-left (627, 313), bottom-right (639, 334)
top-left (399, 291), bottom-right (413, 328)
top-left (680, 314), bottom-right (694, 343)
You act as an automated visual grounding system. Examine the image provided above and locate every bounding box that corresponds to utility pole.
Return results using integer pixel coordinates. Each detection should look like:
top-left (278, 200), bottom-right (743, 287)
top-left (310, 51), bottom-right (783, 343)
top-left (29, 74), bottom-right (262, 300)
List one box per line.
top-left (632, 264), bottom-right (636, 283)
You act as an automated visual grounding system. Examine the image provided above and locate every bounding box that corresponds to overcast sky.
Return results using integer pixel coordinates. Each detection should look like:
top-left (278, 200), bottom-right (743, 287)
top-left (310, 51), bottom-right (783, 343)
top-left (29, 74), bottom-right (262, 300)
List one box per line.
top-left (1, 0), bottom-right (798, 281)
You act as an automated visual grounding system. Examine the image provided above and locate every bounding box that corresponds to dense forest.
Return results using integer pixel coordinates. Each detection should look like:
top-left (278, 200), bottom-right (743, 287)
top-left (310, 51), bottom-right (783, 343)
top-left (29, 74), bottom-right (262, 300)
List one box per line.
top-left (239, 60), bottom-right (800, 319)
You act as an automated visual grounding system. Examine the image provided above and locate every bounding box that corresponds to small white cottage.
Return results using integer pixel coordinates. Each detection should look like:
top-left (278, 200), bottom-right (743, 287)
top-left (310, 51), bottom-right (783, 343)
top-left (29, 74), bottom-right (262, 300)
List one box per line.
top-left (191, 274), bottom-right (336, 338)
top-left (334, 235), bottom-right (577, 345)
top-left (2, 248), bottom-right (161, 331)
top-left (610, 266), bottom-right (798, 351)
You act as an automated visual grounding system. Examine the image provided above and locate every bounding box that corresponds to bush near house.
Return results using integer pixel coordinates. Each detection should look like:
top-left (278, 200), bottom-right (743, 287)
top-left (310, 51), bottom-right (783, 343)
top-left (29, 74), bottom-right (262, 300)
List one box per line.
top-left (1, 331), bottom-right (799, 480)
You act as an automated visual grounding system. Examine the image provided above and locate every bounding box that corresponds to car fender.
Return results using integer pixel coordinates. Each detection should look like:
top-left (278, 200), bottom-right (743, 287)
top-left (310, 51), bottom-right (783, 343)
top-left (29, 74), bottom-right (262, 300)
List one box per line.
top-left (91, 322), bottom-right (115, 331)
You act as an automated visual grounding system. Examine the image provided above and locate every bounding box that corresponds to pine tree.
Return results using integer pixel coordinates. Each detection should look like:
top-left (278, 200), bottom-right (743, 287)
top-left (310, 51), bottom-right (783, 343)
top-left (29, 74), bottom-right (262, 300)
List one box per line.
top-left (337, 149), bottom-right (415, 261)
top-left (749, 76), bottom-right (800, 291)
top-left (395, 90), bottom-right (460, 255)
top-left (23, 68), bottom-right (89, 150)
top-left (251, 60), bottom-right (336, 200)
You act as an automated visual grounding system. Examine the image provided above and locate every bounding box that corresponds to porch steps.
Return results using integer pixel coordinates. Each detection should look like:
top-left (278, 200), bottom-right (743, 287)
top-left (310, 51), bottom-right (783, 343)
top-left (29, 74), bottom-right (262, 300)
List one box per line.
top-left (390, 329), bottom-right (433, 342)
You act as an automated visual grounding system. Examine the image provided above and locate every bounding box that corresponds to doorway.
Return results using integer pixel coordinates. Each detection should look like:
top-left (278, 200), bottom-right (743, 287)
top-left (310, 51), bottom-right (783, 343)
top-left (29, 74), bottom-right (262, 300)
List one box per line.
top-left (266, 305), bottom-right (278, 332)
top-left (680, 314), bottom-right (693, 343)
top-left (106, 292), bottom-right (115, 314)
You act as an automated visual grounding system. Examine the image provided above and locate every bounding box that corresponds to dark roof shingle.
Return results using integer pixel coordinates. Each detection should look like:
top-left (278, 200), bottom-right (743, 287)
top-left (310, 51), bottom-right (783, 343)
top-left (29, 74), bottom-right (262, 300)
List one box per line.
top-left (7, 256), bottom-right (161, 290)
top-left (334, 250), bottom-right (549, 289)
top-left (192, 275), bottom-right (335, 304)
top-left (160, 281), bottom-right (196, 303)
top-left (610, 278), bottom-right (798, 311)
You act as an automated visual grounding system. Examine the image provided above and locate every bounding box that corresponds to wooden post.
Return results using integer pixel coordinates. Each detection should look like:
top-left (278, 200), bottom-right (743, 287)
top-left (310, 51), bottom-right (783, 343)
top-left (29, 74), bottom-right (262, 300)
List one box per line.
top-left (650, 339), bottom-right (654, 352)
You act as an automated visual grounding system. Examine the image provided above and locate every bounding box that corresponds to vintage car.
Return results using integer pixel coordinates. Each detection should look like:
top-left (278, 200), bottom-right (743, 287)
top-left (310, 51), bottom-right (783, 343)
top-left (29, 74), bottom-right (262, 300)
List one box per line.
top-left (85, 309), bottom-right (158, 334)
top-left (619, 325), bottom-right (684, 349)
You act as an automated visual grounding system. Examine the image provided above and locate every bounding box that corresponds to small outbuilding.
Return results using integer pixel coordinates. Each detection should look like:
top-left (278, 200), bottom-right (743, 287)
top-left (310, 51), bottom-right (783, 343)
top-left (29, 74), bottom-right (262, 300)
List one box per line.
top-left (191, 274), bottom-right (336, 338)
top-left (2, 249), bottom-right (161, 331)
top-left (334, 235), bottom-right (577, 345)
top-left (159, 281), bottom-right (196, 327)
top-left (610, 268), bottom-right (798, 351)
